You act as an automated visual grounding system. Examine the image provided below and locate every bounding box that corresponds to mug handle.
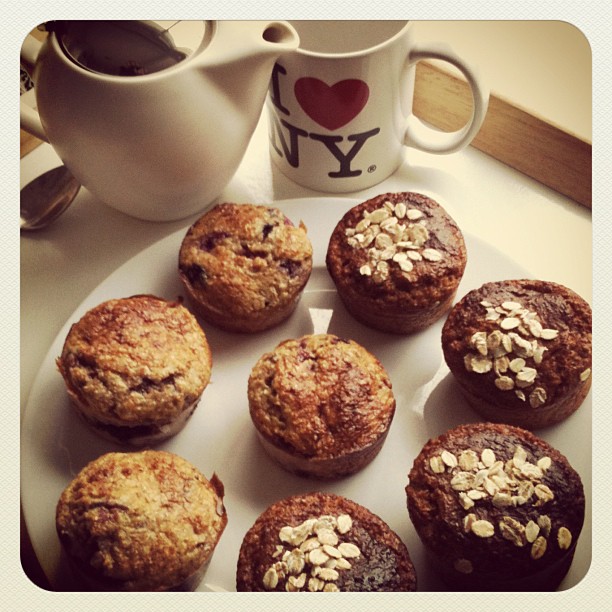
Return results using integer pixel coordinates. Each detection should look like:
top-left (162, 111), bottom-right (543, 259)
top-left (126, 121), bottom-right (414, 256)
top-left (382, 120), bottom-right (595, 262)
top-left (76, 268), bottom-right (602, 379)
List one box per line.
top-left (20, 34), bottom-right (48, 142)
top-left (404, 42), bottom-right (489, 154)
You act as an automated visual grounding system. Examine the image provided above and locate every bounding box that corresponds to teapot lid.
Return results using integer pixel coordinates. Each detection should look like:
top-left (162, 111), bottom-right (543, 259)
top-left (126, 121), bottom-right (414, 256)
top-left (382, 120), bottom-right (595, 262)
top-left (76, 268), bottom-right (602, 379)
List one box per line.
top-left (47, 20), bottom-right (208, 76)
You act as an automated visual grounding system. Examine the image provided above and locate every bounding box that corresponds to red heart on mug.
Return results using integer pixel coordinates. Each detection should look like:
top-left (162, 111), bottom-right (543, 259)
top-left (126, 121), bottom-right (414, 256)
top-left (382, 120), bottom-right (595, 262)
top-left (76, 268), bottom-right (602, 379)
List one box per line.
top-left (294, 77), bottom-right (369, 131)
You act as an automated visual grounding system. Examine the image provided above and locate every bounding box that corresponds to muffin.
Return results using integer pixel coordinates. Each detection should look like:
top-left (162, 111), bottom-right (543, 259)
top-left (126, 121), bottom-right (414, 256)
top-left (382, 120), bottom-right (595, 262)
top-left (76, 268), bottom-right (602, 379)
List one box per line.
top-left (56, 450), bottom-right (227, 591)
top-left (56, 294), bottom-right (212, 445)
top-left (248, 333), bottom-right (395, 479)
top-left (406, 422), bottom-right (585, 591)
top-left (326, 192), bottom-right (467, 333)
top-left (441, 279), bottom-right (592, 429)
top-left (178, 203), bottom-right (313, 333)
top-left (237, 492), bottom-right (416, 591)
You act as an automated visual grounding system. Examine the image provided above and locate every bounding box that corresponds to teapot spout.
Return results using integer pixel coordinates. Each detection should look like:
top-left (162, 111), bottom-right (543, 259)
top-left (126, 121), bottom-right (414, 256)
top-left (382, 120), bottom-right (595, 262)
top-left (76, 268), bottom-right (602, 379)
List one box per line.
top-left (198, 20), bottom-right (299, 68)
top-left (258, 20), bottom-right (300, 51)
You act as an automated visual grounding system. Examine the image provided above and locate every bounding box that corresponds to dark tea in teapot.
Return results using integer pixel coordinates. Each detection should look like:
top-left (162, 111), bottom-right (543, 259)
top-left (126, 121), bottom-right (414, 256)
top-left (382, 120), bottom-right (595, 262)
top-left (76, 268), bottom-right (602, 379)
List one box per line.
top-left (48, 20), bottom-right (207, 76)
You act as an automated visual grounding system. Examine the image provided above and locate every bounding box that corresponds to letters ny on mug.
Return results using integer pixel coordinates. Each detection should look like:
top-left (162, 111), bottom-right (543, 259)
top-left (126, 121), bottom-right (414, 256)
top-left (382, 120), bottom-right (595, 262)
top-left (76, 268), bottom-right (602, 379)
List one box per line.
top-left (268, 62), bottom-right (380, 180)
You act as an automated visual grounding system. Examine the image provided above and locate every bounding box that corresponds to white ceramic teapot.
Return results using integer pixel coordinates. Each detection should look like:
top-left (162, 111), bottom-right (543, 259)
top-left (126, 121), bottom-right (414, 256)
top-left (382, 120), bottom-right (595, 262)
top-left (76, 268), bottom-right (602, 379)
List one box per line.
top-left (20, 21), bottom-right (299, 221)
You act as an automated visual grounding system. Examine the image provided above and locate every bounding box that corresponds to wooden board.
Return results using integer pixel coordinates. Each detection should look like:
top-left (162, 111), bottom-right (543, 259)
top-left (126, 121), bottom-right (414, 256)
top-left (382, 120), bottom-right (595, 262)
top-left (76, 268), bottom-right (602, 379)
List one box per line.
top-left (413, 61), bottom-right (592, 209)
top-left (20, 130), bottom-right (43, 157)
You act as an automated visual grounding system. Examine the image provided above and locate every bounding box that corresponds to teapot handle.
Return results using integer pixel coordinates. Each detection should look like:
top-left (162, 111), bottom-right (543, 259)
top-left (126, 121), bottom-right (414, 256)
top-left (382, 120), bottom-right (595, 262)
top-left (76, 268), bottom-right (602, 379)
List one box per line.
top-left (20, 34), bottom-right (48, 142)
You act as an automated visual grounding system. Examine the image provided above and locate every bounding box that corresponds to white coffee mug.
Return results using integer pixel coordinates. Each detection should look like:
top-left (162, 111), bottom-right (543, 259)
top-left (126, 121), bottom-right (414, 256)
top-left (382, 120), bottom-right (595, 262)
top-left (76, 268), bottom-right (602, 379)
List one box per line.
top-left (266, 20), bottom-right (489, 192)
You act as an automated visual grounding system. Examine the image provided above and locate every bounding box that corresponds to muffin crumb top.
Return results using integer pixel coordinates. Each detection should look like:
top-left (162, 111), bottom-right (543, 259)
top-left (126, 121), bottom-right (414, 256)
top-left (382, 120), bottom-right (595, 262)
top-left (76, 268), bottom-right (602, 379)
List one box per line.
top-left (248, 334), bottom-right (395, 458)
top-left (178, 203), bottom-right (312, 318)
top-left (56, 450), bottom-right (227, 590)
top-left (57, 295), bottom-right (211, 425)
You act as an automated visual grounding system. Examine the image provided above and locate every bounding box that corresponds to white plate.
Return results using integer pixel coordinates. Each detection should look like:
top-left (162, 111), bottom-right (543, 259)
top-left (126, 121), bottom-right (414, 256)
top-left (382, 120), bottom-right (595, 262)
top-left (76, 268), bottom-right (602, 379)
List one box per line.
top-left (21, 197), bottom-right (591, 592)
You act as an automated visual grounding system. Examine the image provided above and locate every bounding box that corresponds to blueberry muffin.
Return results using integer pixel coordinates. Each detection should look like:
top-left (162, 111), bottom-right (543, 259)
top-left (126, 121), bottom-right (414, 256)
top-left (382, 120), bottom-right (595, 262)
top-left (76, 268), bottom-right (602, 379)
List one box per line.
top-left (237, 492), bottom-right (416, 591)
top-left (406, 422), bottom-right (585, 591)
top-left (248, 333), bottom-right (395, 479)
top-left (56, 294), bottom-right (212, 445)
top-left (178, 203), bottom-right (313, 332)
top-left (441, 279), bottom-right (592, 429)
top-left (56, 450), bottom-right (227, 591)
top-left (326, 192), bottom-right (467, 333)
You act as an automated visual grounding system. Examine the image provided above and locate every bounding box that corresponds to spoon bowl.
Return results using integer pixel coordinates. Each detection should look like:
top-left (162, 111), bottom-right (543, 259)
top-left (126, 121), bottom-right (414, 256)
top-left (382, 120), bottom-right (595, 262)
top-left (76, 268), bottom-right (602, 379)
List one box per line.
top-left (20, 165), bottom-right (81, 230)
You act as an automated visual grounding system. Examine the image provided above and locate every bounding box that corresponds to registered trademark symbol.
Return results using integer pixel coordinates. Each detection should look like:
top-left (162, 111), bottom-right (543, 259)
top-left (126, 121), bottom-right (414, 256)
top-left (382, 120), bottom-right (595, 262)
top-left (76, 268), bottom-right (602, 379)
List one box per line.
top-left (367, 165), bottom-right (377, 173)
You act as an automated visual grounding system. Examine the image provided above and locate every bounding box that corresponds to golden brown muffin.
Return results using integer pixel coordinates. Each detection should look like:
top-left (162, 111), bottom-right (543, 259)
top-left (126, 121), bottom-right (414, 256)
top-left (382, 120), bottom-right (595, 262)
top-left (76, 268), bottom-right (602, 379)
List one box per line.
top-left (237, 492), bottom-right (416, 591)
top-left (56, 450), bottom-right (227, 591)
top-left (406, 423), bottom-right (585, 591)
top-left (326, 192), bottom-right (467, 334)
top-left (178, 203), bottom-right (313, 333)
top-left (56, 294), bottom-right (212, 445)
top-left (441, 279), bottom-right (592, 429)
top-left (248, 333), bottom-right (395, 479)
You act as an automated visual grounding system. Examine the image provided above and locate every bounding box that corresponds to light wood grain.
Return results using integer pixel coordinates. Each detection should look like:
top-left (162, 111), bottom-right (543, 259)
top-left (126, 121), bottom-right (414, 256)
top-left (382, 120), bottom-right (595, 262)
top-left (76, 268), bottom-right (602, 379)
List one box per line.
top-left (414, 61), bottom-right (592, 208)
top-left (20, 129), bottom-right (43, 157)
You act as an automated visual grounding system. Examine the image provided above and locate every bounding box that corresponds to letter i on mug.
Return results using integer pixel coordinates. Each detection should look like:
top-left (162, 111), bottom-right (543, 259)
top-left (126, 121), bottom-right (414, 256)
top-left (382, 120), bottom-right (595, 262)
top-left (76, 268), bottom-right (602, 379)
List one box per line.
top-left (266, 20), bottom-right (489, 192)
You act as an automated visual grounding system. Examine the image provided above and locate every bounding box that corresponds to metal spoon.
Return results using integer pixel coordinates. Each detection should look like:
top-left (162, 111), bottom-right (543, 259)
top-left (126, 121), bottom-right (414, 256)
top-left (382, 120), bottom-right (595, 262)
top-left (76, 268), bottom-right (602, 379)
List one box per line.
top-left (20, 165), bottom-right (81, 230)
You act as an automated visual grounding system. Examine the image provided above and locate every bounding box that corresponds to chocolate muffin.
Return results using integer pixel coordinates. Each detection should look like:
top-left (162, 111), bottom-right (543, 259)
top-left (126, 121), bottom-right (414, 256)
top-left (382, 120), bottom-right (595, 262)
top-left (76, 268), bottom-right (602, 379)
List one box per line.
top-left (406, 422), bottom-right (585, 591)
top-left (56, 450), bottom-right (227, 591)
top-left (56, 294), bottom-right (212, 445)
top-left (178, 203), bottom-right (313, 333)
top-left (326, 192), bottom-right (467, 333)
top-left (237, 492), bottom-right (416, 591)
top-left (247, 333), bottom-right (396, 479)
top-left (441, 279), bottom-right (592, 429)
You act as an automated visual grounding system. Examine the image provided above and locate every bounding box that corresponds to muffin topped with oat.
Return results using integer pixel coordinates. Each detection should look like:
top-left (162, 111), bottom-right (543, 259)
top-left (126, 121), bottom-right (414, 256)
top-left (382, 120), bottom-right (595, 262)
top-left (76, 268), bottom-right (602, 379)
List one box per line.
top-left (442, 279), bottom-right (592, 429)
top-left (237, 492), bottom-right (416, 591)
top-left (326, 192), bottom-right (467, 333)
top-left (406, 422), bottom-right (585, 591)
